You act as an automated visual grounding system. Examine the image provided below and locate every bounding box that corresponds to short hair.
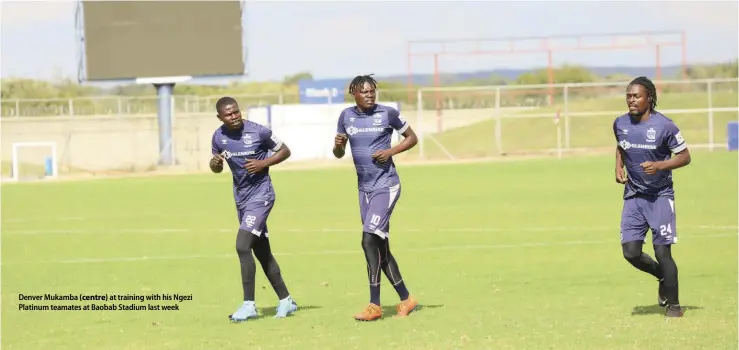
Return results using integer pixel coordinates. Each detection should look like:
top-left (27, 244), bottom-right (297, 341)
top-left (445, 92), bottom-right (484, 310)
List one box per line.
top-left (349, 74), bottom-right (378, 94)
top-left (628, 76), bottom-right (657, 111)
top-left (215, 96), bottom-right (238, 113)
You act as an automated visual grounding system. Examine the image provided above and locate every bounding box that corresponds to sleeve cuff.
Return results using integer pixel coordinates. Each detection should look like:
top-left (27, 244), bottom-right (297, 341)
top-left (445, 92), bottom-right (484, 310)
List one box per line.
top-left (670, 143), bottom-right (687, 153)
top-left (397, 123), bottom-right (410, 134)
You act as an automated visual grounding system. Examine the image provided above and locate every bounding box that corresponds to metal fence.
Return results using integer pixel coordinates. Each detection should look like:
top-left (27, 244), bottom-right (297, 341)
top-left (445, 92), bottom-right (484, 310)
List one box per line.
top-left (412, 78), bottom-right (739, 160)
top-left (1, 78), bottom-right (736, 180)
top-left (0, 93), bottom-right (292, 117)
top-left (0, 89), bottom-right (408, 117)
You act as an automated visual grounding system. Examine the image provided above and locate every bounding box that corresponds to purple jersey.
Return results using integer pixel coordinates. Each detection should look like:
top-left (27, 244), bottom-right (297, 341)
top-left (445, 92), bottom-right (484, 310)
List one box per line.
top-left (211, 120), bottom-right (283, 204)
top-left (337, 104), bottom-right (410, 192)
top-left (613, 112), bottom-right (687, 199)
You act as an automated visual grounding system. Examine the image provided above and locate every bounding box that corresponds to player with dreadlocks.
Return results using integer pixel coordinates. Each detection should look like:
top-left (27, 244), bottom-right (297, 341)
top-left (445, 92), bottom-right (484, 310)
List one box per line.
top-left (332, 74), bottom-right (420, 321)
top-left (613, 76), bottom-right (691, 317)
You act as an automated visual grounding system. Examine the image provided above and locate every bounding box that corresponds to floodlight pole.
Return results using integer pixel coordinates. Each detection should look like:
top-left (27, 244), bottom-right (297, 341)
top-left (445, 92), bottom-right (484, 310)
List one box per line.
top-left (136, 76), bottom-right (191, 166)
top-left (154, 83), bottom-right (175, 165)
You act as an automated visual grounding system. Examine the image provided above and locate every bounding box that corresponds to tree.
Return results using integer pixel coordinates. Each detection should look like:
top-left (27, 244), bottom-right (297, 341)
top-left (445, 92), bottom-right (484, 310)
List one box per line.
top-left (283, 72), bottom-right (313, 85)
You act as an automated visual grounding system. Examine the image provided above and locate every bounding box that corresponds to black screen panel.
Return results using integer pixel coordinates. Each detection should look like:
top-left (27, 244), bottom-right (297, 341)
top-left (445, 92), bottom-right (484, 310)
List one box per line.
top-left (81, 1), bottom-right (244, 81)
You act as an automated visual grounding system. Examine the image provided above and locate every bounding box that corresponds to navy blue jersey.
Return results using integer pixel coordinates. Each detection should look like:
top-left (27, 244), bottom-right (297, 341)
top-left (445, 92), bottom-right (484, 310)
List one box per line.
top-left (211, 120), bottom-right (283, 203)
top-left (337, 104), bottom-right (410, 192)
top-left (613, 112), bottom-right (687, 199)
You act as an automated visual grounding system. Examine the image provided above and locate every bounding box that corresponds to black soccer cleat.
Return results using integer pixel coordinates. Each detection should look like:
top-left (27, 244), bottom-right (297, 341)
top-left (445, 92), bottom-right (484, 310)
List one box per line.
top-left (665, 304), bottom-right (684, 318)
top-left (657, 278), bottom-right (667, 307)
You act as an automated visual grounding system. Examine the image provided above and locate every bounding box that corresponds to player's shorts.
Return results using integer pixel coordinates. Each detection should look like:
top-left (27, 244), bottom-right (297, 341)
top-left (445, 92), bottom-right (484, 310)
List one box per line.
top-left (359, 184), bottom-right (401, 239)
top-left (236, 199), bottom-right (275, 237)
top-left (620, 195), bottom-right (677, 245)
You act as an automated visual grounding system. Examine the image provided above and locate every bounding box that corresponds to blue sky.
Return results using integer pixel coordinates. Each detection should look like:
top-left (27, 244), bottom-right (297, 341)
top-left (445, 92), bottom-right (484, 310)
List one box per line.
top-left (1, 0), bottom-right (737, 83)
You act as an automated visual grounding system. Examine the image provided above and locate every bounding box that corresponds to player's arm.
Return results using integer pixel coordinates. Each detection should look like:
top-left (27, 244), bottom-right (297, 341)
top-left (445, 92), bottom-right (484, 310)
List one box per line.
top-left (210, 134), bottom-right (225, 173)
top-left (656, 123), bottom-right (691, 171)
top-left (264, 143), bottom-right (292, 167)
top-left (614, 121), bottom-right (627, 184)
top-left (389, 127), bottom-right (418, 156)
top-left (333, 113), bottom-right (348, 159)
top-left (333, 134), bottom-right (348, 159)
top-left (372, 110), bottom-right (417, 163)
top-left (387, 110), bottom-right (418, 156)
top-left (260, 128), bottom-right (291, 167)
top-left (640, 123), bottom-right (691, 175)
top-left (660, 148), bottom-right (691, 170)
top-left (245, 127), bottom-right (290, 174)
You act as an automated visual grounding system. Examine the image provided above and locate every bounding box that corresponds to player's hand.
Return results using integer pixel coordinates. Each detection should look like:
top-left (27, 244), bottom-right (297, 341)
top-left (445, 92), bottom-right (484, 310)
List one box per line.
top-left (335, 133), bottom-right (348, 148)
top-left (210, 153), bottom-right (225, 167)
top-left (640, 161), bottom-right (661, 175)
top-left (615, 167), bottom-right (627, 184)
top-left (372, 149), bottom-right (393, 163)
top-left (244, 159), bottom-right (266, 174)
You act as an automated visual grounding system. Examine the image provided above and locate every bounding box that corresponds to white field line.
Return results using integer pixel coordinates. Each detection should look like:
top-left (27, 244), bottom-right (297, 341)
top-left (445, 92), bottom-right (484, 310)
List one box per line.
top-left (2, 232), bottom-right (736, 266)
top-left (3, 217), bottom-right (87, 223)
top-left (3, 225), bottom-right (738, 236)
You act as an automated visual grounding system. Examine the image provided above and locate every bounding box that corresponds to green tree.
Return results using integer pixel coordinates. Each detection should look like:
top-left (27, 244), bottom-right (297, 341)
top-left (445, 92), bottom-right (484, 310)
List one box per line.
top-left (283, 71), bottom-right (314, 85)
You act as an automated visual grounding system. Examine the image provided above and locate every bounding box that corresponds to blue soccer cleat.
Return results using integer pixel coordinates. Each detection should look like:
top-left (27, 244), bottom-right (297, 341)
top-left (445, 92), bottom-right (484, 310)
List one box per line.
top-left (274, 296), bottom-right (298, 318)
top-left (229, 301), bottom-right (258, 323)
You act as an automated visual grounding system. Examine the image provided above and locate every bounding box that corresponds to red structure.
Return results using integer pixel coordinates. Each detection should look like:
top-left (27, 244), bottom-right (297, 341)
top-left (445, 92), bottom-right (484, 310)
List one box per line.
top-left (406, 30), bottom-right (687, 131)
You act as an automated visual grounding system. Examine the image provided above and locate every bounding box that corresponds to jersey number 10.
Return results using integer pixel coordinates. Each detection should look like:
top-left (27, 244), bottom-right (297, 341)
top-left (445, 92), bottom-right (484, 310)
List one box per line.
top-left (370, 214), bottom-right (381, 226)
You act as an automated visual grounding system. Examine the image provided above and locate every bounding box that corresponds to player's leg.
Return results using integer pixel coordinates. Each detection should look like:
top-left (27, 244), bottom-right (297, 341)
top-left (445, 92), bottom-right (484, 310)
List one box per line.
top-left (646, 196), bottom-right (682, 317)
top-left (354, 190), bottom-right (384, 321)
top-left (370, 186), bottom-right (410, 298)
top-left (621, 197), bottom-right (662, 279)
top-left (229, 200), bottom-right (274, 322)
top-left (359, 189), bottom-right (382, 307)
top-left (379, 238), bottom-right (408, 300)
top-left (245, 200), bottom-right (287, 298)
top-left (230, 215), bottom-right (260, 322)
top-left (253, 233), bottom-right (289, 299)
top-left (252, 225), bottom-right (298, 318)
top-left (367, 185), bottom-right (418, 317)
top-left (381, 238), bottom-right (418, 317)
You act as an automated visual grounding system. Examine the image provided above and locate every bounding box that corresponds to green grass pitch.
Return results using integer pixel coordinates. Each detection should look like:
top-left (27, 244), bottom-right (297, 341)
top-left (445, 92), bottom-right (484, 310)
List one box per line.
top-left (1, 150), bottom-right (737, 349)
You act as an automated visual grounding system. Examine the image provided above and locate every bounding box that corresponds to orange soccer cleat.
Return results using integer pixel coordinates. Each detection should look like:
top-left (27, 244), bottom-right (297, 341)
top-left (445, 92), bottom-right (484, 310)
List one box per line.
top-left (354, 303), bottom-right (383, 321)
top-left (395, 296), bottom-right (419, 317)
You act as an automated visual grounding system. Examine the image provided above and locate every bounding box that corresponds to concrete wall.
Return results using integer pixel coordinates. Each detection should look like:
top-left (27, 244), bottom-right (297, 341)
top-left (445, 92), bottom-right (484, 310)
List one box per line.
top-left (1, 107), bottom-right (501, 174)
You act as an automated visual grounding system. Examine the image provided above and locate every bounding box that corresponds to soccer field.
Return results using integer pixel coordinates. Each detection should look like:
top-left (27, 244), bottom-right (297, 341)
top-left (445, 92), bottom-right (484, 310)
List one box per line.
top-left (2, 150), bottom-right (737, 349)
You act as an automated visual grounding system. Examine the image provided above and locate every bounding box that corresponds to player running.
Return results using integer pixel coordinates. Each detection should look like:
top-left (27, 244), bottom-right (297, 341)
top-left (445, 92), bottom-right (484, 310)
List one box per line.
top-left (332, 74), bottom-right (420, 321)
top-left (209, 97), bottom-right (298, 322)
top-left (613, 77), bottom-right (691, 318)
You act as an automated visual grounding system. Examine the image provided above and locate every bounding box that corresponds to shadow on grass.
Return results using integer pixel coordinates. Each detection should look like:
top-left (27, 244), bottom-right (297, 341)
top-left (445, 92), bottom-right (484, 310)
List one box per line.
top-left (631, 304), bottom-right (703, 316)
top-left (380, 304), bottom-right (444, 317)
top-left (256, 304), bottom-right (322, 318)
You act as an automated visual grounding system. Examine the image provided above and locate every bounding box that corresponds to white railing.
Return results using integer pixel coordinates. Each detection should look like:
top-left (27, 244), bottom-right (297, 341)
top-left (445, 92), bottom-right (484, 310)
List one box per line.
top-left (0, 89), bottom-right (401, 118)
top-left (1, 78), bottom-right (736, 178)
top-left (414, 78), bottom-right (739, 160)
top-left (0, 93), bottom-right (294, 117)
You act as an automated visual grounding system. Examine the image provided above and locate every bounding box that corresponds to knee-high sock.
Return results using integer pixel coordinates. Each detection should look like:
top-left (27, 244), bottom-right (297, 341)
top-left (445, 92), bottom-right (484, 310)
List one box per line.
top-left (253, 236), bottom-right (290, 300)
top-left (236, 229), bottom-right (258, 301)
top-left (379, 238), bottom-right (410, 301)
top-left (654, 244), bottom-right (679, 305)
top-left (361, 232), bottom-right (383, 305)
